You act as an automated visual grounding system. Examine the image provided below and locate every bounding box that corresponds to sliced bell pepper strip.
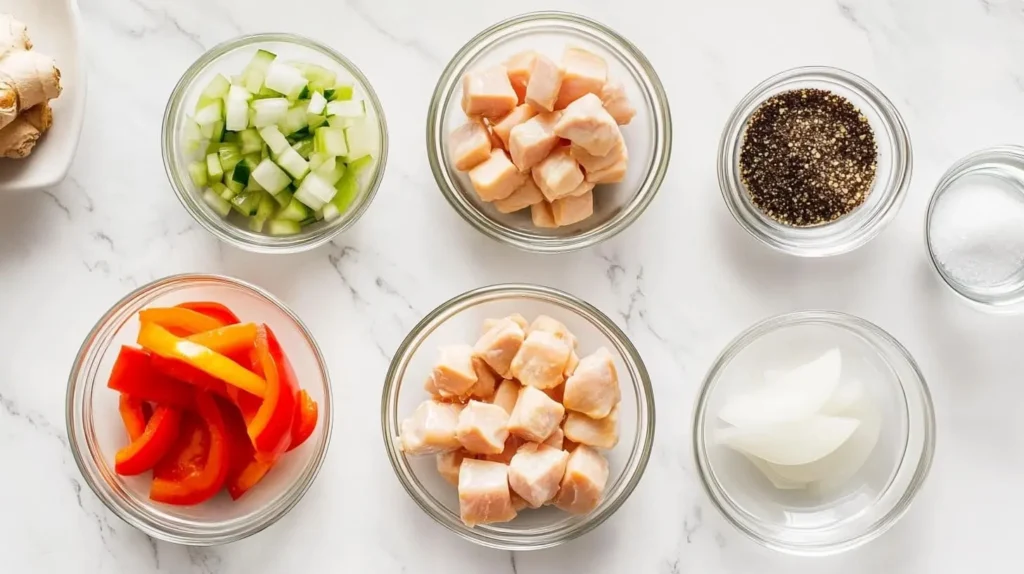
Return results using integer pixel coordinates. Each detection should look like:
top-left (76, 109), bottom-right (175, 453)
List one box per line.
top-left (118, 394), bottom-right (150, 442)
top-left (153, 411), bottom-right (208, 482)
top-left (150, 391), bottom-right (229, 506)
top-left (138, 307), bottom-right (228, 336)
top-left (186, 323), bottom-right (258, 356)
top-left (137, 322), bottom-right (266, 398)
top-left (248, 325), bottom-right (297, 461)
top-left (107, 346), bottom-right (194, 410)
top-left (149, 355), bottom-right (230, 398)
top-left (115, 405), bottom-right (183, 476)
top-left (287, 390), bottom-right (318, 452)
top-left (226, 385), bottom-right (261, 425)
top-left (176, 301), bottom-right (241, 325)
top-left (223, 398), bottom-right (273, 500)
top-left (229, 459), bottom-right (273, 501)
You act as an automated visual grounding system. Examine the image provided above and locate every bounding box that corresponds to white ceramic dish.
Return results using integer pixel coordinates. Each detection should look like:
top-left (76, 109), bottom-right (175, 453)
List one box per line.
top-left (0, 0), bottom-right (86, 192)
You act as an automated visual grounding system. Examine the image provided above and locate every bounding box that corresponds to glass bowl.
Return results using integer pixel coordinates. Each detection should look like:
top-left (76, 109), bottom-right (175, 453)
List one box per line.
top-left (718, 67), bottom-right (912, 257)
top-left (693, 311), bottom-right (935, 555)
top-left (925, 146), bottom-right (1024, 310)
top-left (381, 284), bottom-right (655, 549)
top-left (66, 274), bottom-right (333, 546)
top-left (162, 33), bottom-right (388, 254)
top-left (426, 11), bottom-right (672, 253)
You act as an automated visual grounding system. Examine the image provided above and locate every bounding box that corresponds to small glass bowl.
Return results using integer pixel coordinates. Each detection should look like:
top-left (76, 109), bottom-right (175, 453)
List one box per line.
top-left (693, 311), bottom-right (935, 555)
top-left (66, 274), bottom-right (333, 546)
top-left (718, 67), bottom-right (912, 257)
top-left (426, 12), bottom-right (672, 253)
top-left (925, 146), bottom-right (1024, 309)
top-left (162, 34), bottom-right (388, 254)
top-left (382, 284), bottom-right (655, 550)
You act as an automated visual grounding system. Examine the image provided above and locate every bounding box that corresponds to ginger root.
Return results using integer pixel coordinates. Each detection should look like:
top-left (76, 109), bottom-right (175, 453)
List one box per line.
top-left (0, 102), bottom-right (51, 158)
top-left (0, 13), bottom-right (30, 57)
top-left (0, 13), bottom-right (60, 158)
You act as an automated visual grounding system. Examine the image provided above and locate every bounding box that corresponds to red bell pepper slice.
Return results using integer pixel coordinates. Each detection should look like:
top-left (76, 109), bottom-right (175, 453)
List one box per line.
top-left (287, 390), bottom-right (318, 452)
top-left (223, 398), bottom-right (273, 500)
top-left (139, 307), bottom-right (228, 336)
top-left (115, 405), bottom-right (183, 476)
top-left (118, 394), bottom-right (150, 441)
top-left (149, 355), bottom-right (230, 398)
top-left (137, 322), bottom-right (266, 398)
top-left (247, 326), bottom-right (297, 461)
top-left (152, 411), bottom-right (208, 482)
top-left (107, 346), bottom-right (194, 410)
top-left (149, 391), bottom-right (229, 506)
top-left (186, 323), bottom-right (259, 356)
top-left (176, 302), bottom-right (241, 325)
top-left (226, 385), bottom-right (261, 425)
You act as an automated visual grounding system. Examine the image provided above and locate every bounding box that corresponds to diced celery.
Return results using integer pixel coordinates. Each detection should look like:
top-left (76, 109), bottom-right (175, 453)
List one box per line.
top-left (259, 125), bottom-right (290, 156)
top-left (252, 159), bottom-right (291, 195)
top-left (203, 188), bottom-right (232, 218)
top-left (314, 126), bottom-right (348, 158)
top-left (276, 197), bottom-right (311, 221)
top-left (252, 98), bottom-right (289, 128)
top-left (326, 100), bottom-right (365, 119)
top-left (195, 101), bottom-right (223, 126)
top-left (267, 219), bottom-right (302, 236)
top-left (276, 148), bottom-right (309, 180)
top-left (238, 129), bottom-right (263, 154)
top-left (188, 161), bottom-right (208, 187)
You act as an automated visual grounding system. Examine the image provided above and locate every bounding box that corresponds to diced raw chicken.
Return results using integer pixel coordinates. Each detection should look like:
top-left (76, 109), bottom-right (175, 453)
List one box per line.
top-left (469, 357), bottom-right (498, 399)
top-left (485, 123), bottom-right (505, 150)
top-left (553, 445), bottom-right (609, 514)
top-left (491, 378), bottom-right (522, 416)
top-left (483, 314), bottom-right (529, 334)
top-left (600, 80), bottom-right (636, 125)
top-left (565, 349), bottom-right (580, 377)
top-left (543, 383), bottom-right (565, 404)
top-left (531, 201), bottom-right (557, 228)
top-left (424, 373), bottom-right (460, 401)
top-left (508, 442), bottom-right (570, 508)
top-left (469, 149), bottom-right (526, 202)
top-left (473, 316), bottom-right (526, 378)
top-left (554, 93), bottom-right (620, 157)
top-left (457, 400), bottom-right (511, 455)
top-left (544, 427), bottom-right (565, 450)
top-left (494, 179), bottom-right (545, 214)
top-left (449, 119), bottom-right (493, 171)
top-left (486, 434), bottom-right (523, 464)
top-left (585, 154), bottom-right (627, 184)
top-left (525, 54), bottom-right (564, 113)
top-left (437, 449), bottom-right (473, 486)
top-left (505, 51), bottom-right (537, 104)
top-left (462, 65), bottom-right (518, 119)
top-left (459, 459), bottom-right (518, 526)
top-left (571, 137), bottom-right (627, 173)
top-left (399, 400), bottom-right (464, 455)
top-left (509, 112), bottom-right (561, 172)
top-left (528, 315), bottom-right (577, 348)
top-left (508, 386), bottom-right (565, 442)
top-left (511, 330), bottom-right (572, 389)
top-left (565, 180), bottom-right (596, 198)
top-left (492, 104), bottom-right (538, 149)
top-left (511, 491), bottom-right (530, 511)
top-left (563, 347), bottom-right (621, 419)
top-left (532, 147), bottom-right (585, 201)
top-left (563, 438), bottom-right (581, 452)
top-left (555, 47), bottom-right (608, 110)
top-left (432, 344), bottom-right (478, 396)
top-left (551, 190), bottom-right (594, 227)
top-left (563, 406), bottom-right (619, 449)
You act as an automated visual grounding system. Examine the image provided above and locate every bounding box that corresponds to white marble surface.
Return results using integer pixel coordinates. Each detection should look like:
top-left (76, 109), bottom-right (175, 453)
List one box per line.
top-left (2, 0), bottom-right (1023, 571)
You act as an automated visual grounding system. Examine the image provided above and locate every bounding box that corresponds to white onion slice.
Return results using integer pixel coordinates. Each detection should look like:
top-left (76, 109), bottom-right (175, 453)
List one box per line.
top-left (768, 404), bottom-right (882, 487)
top-left (742, 453), bottom-right (808, 490)
top-left (716, 415), bottom-right (860, 466)
top-left (820, 378), bottom-right (866, 416)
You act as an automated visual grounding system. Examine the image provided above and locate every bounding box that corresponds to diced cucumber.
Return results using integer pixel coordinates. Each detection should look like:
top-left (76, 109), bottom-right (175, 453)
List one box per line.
top-left (327, 115), bottom-right (355, 129)
top-left (273, 188), bottom-right (294, 208)
top-left (224, 86), bottom-right (252, 131)
top-left (331, 83), bottom-right (354, 101)
top-left (251, 159), bottom-right (291, 195)
top-left (230, 190), bottom-right (262, 216)
top-left (195, 101), bottom-right (223, 126)
top-left (188, 161), bottom-right (208, 187)
top-left (223, 131), bottom-right (240, 144)
top-left (206, 152), bottom-right (224, 182)
top-left (314, 126), bottom-right (348, 158)
top-left (248, 192), bottom-right (277, 233)
top-left (210, 121), bottom-right (226, 143)
top-left (276, 197), bottom-right (311, 221)
top-left (242, 49), bottom-right (277, 94)
top-left (347, 154), bottom-right (374, 175)
top-left (203, 188), bottom-right (232, 218)
top-left (276, 148), bottom-right (310, 180)
top-left (252, 98), bottom-right (289, 128)
top-left (344, 121), bottom-right (377, 161)
top-left (293, 186), bottom-right (326, 211)
top-left (297, 63), bottom-right (337, 93)
top-left (183, 118), bottom-right (203, 155)
top-left (225, 177), bottom-right (245, 194)
top-left (267, 219), bottom-right (302, 236)
top-left (307, 114), bottom-right (328, 131)
top-left (211, 182), bottom-right (233, 201)
top-left (238, 128), bottom-right (263, 154)
top-left (307, 91), bottom-right (327, 116)
top-left (323, 89), bottom-right (335, 100)
top-left (278, 105), bottom-right (309, 136)
top-left (245, 176), bottom-right (265, 193)
top-left (288, 127), bottom-right (311, 142)
top-left (332, 169), bottom-right (360, 213)
top-left (218, 144), bottom-right (243, 173)
top-left (295, 173), bottom-right (336, 206)
top-left (322, 202), bottom-right (341, 222)
top-left (254, 85), bottom-right (281, 99)
top-left (265, 61), bottom-right (308, 100)
top-left (201, 74), bottom-right (232, 101)
top-left (308, 152), bottom-right (329, 172)
top-left (291, 138), bottom-right (314, 160)
top-left (205, 140), bottom-right (222, 155)
top-left (231, 161), bottom-right (251, 185)
top-left (259, 125), bottom-right (290, 156)
top-left (244, 153), bottom-right (262, 167)
top-left (297, 86), bottom-right (310, 100)
top-left (326, 100), bottom-right (365, 119)
top-left (318, 158), bottom-right (346, 185)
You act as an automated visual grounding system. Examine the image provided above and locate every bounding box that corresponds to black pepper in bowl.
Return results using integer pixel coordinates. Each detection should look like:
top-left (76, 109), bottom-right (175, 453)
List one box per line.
top-left (739, 88), bottom-right (878, 227)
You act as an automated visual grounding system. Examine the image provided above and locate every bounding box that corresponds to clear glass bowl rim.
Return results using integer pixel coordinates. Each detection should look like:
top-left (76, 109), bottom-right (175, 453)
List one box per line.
top-left (425, 11), bottom-right (673, 253)
top-left (381, 283), bottom-right (656, 550)
top-left (161, 33), bottom-right (389, 254)
top-left (717, 66), bottom-right (913, 257)
top-left (691, 310), bottom-right (936, 555)
top-left (65, 273), bottom-right (334, 546)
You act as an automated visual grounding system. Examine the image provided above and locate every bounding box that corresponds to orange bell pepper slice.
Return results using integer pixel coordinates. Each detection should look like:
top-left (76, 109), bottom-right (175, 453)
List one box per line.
top-left (223, 399), bottom-right (273, 500)
top-left (186, 323), bottom-right (258, 356)
top-left (287, 390), bottom-right (319, 452)
top-left (118, 394), bottom-right (150, 442)
top-left (139, 307), bottom-right (228, 336)
top-left (115, 405), bottom-right (183, 476)
top-left (176, 302), bottom-right (241, 325)
top-left (107, 346), bottom-right (195, 410)
top-left (137, 323), bottom-right (266, 398)
top-left (248, 326), bottom-right (297, 461)
top-left (149, 391), bottom-right (229, 506)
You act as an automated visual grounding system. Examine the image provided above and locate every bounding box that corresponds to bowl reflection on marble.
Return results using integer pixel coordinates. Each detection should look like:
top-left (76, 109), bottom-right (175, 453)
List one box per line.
top-left (382, 284), bottom-right (655, 550)
top-left (426, 11), bottom-right (672, 253)
top-left (66, 274), bottom-right (332, 546)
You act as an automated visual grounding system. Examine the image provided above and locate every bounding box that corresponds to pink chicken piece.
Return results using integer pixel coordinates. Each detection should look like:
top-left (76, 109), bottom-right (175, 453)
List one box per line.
top-left (553, 445), bottom-right (609, 514)
top-left (494, 179), bottom-right (546, 214)
top-left (459, 459), bottom-right (518, 526)
top-left (461, 65), bottom-right (518, 119)
top-left (483, 314), bottom-right (529, 334)
top-left (486, 434), bottom-right (524, 465)
top-left (432, 344), bottom-right (478, 397)
top-left (469, 149), bottom-right (526, 202)
top-left (491, 104), bottom-right (538, 150)
top-left (525, 53), bottom-right (564, 113)
top-left (528, 315), bottom-right (577, 348)
top-left (449, 119), bottom-right (493, 171)
top-left (469, 357), bottom-right (499, 400)
top-left (563, 405), bottom-right (619, 449)
top-left (473, 316), bottom-right (526, 378)
top-left (555, 47), bottom-right (608, 110)
top-left (554, 93), bottom-right (621, 157)
top-left (585, 154), bottom-right (627, 184)
top-left (399, 400), bottom-right (464, 455)
top-left (532, 146), bottom-right (585, 202)
top-left (507, 385), bottom-right (565, 442)
top-left (490, 378), bottom-right (522, 416)
top-left (600, 79), bottom-right (636, 125)
top-left (509, 111), bottom-right (561, 172)
top-left (457, 400), bottom-right (511, 455)
top-left (531, 201), bottom-right (558, 228)
top-left (437, 449), bottom-right (473, 486)
top-left (508, 442), bottom-right (570, 508)
top-left (563, 347), bottom-right (621, 419)
top-left (544, 427), bottom-right (565, 450)
top-left (510, 330), bottom-right (573, 389)
top-left (505, 51), bottom-right (537, 104)
top-left (571, 136), bottom-right (627, 173)
top-left (551, 190), bottom-right (594, 227)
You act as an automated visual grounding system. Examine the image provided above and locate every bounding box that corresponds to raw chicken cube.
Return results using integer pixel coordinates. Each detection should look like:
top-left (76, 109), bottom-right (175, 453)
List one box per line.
top-left (437, 449), bottom-right (473, 486)
top-left (585, 154), bottom-right (627, 184)
top-left (508, 386), bottom-right (565, 442)
top-left (509, 442), bottom-right (570, 508)
top-left (399, 400), bottom-right (464, 455)
top-left (494, 179), bottom-right (545, 214)
top-left (485, 123), bottom-right (505, 150)
top-left (563, 348), bottom-right (620, 419)
top-left (511, 491), bottom-right (530, 512)
top-left (563, 406), bottom-right (619, 449)
top-left (565, 349), bottom-right (580, 377)
top-left (469, 357), bottom-right (499, 400)
top-left (491, 378), bottom-right (522, 416)
top-left (543, 383), bottom-right (565, 404)
top-left (525, 54), bottom-right (564, 113)
top-left (531, 201), bottom-right (557, 228)
top-left (551, 190), bottom-right (594, 227)
top-left (474, 316), bottom-right (526, 377)
top-left (459, 459), bottom-right (518, 526)
top-left (505, 51), bottom-right (537, 104)
top-left (509, 112), bottom-right (561, 172)
top-left (469, 149), bottom-right (526, 202)
top-left (528, 315), bottom-right (577, 348)
top-left (486, 434), bottom-right (524, 464)
top-left (553, 445), bottom-right (609, 514)
top-left (554, 93), bottom-right (620, 157)
top-left (492, 104), bottom-right (538, 149)
top-left (544, 427), bottom-right (565, 450)
top-left (483, 314), bottom-right (530, 334)
top-left (424, 373), bottom-right (459, 401)
top-left (457, 400), bottom-right (511, 455)
top-left (572, 137), bottom-right (627, 173)
top-left (565, 180), bottom-right (596, 198)
top-left (532, 147), bottom-right (585, 201)
top-left (449, 119), bottom-right (493, 171)
top-left (511, 330), bottom-right (572, 389)
top-left (555, 47), bottom-right (608, 109)
top-left (432, 344), bottom-right (478, 396)
top-left (600, 80), bottom-right (636, 125)
top-left (461, 65), bottom-right (518, 119)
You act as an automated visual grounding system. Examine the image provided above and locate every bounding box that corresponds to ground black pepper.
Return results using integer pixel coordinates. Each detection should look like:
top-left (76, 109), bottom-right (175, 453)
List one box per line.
top-left (739, 88), bottom-right (878, 227)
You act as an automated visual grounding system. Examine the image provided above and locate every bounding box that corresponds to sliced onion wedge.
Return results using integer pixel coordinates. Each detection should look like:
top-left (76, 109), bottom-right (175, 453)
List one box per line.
top-left (768, 404), bottom-right (882, 487)
top-left (716, 415), bottom-right (860, 466)
top-left (742, 453), bottom-right (808, 490)
top-left (820, 378), bottom-right (866, 416)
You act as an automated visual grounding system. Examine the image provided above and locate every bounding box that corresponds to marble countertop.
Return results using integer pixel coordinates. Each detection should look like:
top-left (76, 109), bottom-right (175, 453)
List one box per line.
top-left (2, 0), bottom-right (1024, 571)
